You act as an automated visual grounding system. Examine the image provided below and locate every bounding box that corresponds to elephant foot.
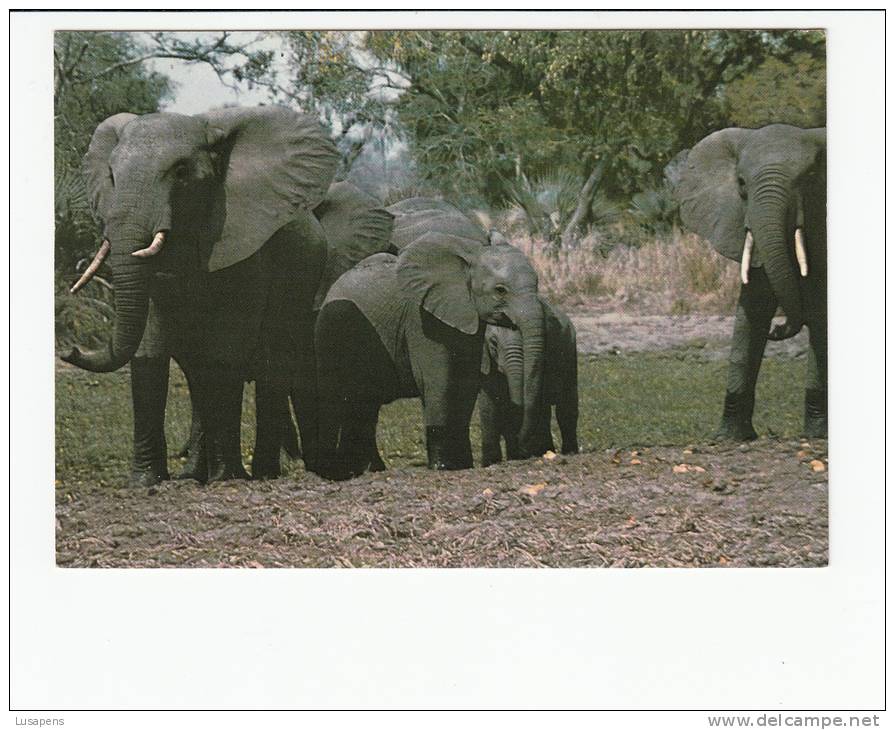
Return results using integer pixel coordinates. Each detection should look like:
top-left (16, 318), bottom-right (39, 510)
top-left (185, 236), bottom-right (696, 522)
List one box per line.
top-left (561, 441), bottom-right (579, 456)
top-left (716, 391), bottom-right (758, 441)
top-left (315, 461), bottom-right (357, 482)
top-left (803, 388), bottom-right (828, 439)
top-left (175, 459), bottom-right (208, 484)
top-left (715, 420), bottom-right (758, 442)
top-left (251, 455), bottom-right (281, 481)
top-left (128, 465), bottom-right (169, 489)
top-left (426, 426), bottom-right (450, 470)
top-left (282, 428), bottom-right (302, 461)
top-left (526, 440), bottom-right (556, 458)
top-left (174, 437), bottom-right (208, 482)
top-left (369, 453), bottom-right (387, 473)
top-left (206, 460), bottom-right (250, 484)
top-left (481, 449), bottom-right (503, 468)
top-left (426, 428), bottom-right (473, 471)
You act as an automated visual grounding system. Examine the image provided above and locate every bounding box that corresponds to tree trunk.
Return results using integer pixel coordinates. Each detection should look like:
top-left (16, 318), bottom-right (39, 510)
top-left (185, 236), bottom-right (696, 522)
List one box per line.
top-left (560, 158), bottom-right (607, 249)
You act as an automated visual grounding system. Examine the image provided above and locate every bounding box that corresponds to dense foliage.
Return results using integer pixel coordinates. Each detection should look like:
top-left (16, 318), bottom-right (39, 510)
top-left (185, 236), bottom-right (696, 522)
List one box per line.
top-left (53, 28), bottom-right (826, 270)
top-left (258, 29), bottom-right (825, 237)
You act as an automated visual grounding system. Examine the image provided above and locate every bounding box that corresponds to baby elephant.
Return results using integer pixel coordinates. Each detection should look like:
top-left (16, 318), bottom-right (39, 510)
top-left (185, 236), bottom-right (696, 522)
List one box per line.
top-left (314, 231), bottom-right (546, 481)
top-left (479, 298), bottom-right (578, 466)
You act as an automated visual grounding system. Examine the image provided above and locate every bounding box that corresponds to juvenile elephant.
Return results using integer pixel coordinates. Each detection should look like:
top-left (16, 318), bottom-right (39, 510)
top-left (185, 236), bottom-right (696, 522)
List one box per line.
top-left (314, 216), bottom-right (545, 481)
top-left (62, 106), bottom-right (340, 485)
top-left (479, 297), bottom-right (579, 466)
top-left (671, 124), bottom-right (827, 440)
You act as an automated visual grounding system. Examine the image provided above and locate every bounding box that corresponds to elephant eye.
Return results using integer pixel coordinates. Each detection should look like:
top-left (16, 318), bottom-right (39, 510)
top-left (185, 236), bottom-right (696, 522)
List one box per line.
top-left (494, 284), bottom-right (509, 296)
top-left (737, 176), bottom-right (747, 199)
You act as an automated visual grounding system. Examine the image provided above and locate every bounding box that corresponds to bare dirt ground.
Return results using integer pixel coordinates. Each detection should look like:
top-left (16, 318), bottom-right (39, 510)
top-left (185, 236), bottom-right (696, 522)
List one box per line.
top-left (565, 307), bottom-right (810, 359)
top-left (56, 438), bottom-right (827, 568)
top-left (55, 308), bottom-right (825, 568)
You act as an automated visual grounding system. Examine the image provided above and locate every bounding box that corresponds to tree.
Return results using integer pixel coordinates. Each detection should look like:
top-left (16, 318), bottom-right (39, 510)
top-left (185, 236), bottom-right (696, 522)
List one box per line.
top-left (355, 30), bottom-right (825, 241)
top-left (723, 52), bottom-right (826, 128)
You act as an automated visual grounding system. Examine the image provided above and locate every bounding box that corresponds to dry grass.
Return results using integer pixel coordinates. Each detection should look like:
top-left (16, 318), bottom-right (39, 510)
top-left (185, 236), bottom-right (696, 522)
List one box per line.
top-left (512, 228), bottom-right (740, 315)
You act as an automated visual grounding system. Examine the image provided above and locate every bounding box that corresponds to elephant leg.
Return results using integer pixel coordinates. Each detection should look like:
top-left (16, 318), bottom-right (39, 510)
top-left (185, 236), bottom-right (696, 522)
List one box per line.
top-left (282, 404), bottom-right (302, 461)
top-left (252, 381), bottom-right (289, 480)
top-left (802, 264), bottom-right (827, 439)
top-left (447, 363), bottom-right (478, 470)
top-left (128, 355), bottom-right (171, 488)
top-left (292, 314), bottom-right (319, 473)
top-left (314, 389), bottom-right (345, 481)
top-left (502, 400), bottom-right (525, 461)
top-left (530, 402), bottom-right (556, 456)
top-left (335, 401), bottom-right (382, 477)
top-left (556, 351), bottom-right (579, 455)
top-left (173, 359), bottom-right (208, 482)
top-left (175, 389), bottom-right (202, 459)
top-left (718, 267), bottom-right (778, 441)
top-left (363, 404), bottom-right (386, 472)
top-left (479, 376), bottom-right (504, 467)
top-left (804, 320), bottom-right (828, 439)
top-left (195, 368), bottom-right (249, 483)
top-left (420, 334), bottom-right (478, 471)
top-left (557, 404), bottom-right (579, 455)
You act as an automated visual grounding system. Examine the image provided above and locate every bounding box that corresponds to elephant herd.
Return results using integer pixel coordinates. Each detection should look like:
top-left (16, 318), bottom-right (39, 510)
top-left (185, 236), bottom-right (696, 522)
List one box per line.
top-left (62, 105), bottom-right (827, 488)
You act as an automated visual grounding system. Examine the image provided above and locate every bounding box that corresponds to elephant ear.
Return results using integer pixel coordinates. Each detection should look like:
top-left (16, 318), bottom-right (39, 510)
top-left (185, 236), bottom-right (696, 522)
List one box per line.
top-left (82, 112), bottom-right (138, 224)
top-left (397, 232), bottom-right (482, 335)
top-left (313, 181), bottom-right (395, 309)
top-left (197, 105), bottom-right (339, 272)
top-left (387, 197), bottom-right (487, 251)
top-left (674, 128), bottom-right (754, 262)
top-left (806, 128), bottom-right (827, 171)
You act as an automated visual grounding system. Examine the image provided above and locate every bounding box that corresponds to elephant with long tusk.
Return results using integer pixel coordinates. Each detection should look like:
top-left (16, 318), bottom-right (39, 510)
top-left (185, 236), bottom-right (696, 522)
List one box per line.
top-left (68, 174), bottom-right (397, 485)
top-left (670, 123), bottom-right (827, 440)
top-left (62, 106), bottom-right (341, 486)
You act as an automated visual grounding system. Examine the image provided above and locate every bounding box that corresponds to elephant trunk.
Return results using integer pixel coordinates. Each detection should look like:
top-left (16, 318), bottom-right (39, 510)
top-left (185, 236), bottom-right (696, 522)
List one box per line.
top-left (510, 296), bottom-right (546, 448)
top-left (501, 330), bottom-right (525, 409)
top-left (62, 222), bottom-right (154, 372)
top-left (751, 183), bottom-right (804, 340)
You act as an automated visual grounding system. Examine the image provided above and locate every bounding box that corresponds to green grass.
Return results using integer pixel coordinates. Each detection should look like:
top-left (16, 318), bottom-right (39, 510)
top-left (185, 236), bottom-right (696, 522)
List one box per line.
top-left (55, 354), bottom-right (805, 489)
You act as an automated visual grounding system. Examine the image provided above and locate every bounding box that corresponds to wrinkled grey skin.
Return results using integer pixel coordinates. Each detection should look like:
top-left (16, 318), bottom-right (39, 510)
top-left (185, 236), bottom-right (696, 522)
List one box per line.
top-left (314, 205), bottom-right (545, 481)
top-left (62, 106), bottom-right (339, 486)
top-left (672, 124), bottom-right (827, 439)
top-left (146, 180), bottom-right (395, 480)
top-left (479, 298), bottom-right (579, 466)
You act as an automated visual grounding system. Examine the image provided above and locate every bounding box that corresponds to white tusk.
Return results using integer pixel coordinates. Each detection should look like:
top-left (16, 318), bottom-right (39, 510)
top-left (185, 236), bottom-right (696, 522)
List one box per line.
top-left (794, 228), bottom-right (808, 277)
top-left (740, 230), bottom-right (753, 285)
top-left (132, 231), bottom-right (166, 258)
top-left (70, 239), bottom-right (111, 294)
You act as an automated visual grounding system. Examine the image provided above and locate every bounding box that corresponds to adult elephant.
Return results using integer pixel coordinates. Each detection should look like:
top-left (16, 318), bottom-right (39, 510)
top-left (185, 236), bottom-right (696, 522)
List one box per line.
top-left (479, 297), bottom-right (578, 466)
top-left (314, 208), bottom-right (545, 481)
top-left (672, 124), bottom-right (827, 439)
top-left (62, 106), bottom-right (340, 485)
top-left (174, 179), bottom-right (397, 477)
